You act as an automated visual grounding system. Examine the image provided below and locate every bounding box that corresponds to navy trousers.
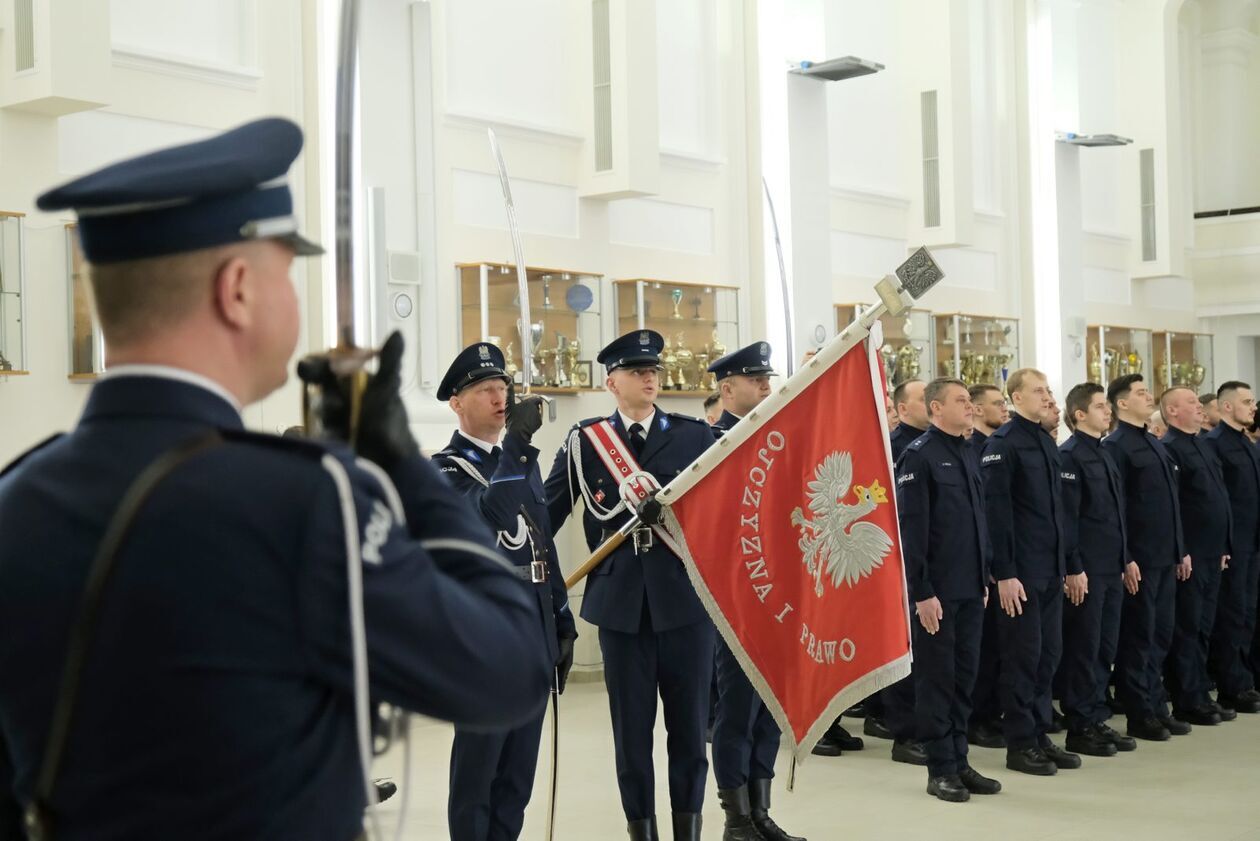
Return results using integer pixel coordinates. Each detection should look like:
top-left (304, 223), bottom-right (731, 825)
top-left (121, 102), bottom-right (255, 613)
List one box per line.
top-left (712, 638), bottom-right (780, 789)
top-left (1165, 558), bottom-right (1223, 711)
top-left (968, 586), bottom-right (1003, 728)
top-left (598, 615), bottom-right (715, 821)
top-left (448, 709), bottom-right (546, 841)
top-left (1116, 564), bottom-right (1176, 719)
top-left (1212, 551), bottom-right (1259, 697)
top-left (1060, 574), bottom-right (1123, 731)
top-left (914, 598), bottom-right (983, 777)
top-left (997, 577), bottom-right (1063, 749)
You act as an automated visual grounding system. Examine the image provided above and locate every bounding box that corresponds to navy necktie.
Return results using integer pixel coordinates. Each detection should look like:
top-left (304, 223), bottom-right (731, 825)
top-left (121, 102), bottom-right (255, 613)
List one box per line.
top-left (628, 423), bottom-right (646, 457)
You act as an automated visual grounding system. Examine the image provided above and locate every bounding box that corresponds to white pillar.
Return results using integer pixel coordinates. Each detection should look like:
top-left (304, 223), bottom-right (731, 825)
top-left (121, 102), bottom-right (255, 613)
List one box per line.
top-left (1196, 9), bottom-right (1257, 210)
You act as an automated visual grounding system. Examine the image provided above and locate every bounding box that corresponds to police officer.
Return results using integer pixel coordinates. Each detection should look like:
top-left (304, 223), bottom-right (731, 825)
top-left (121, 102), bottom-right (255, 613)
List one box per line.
top-left (0, 119), bottom-right (551, 839)
top-left (968, 384), bottom-right (1008, 452)
top-left (1101, 374), bottom-right (1189, 741)
top-left (890, 379), bottom-right (929, 460)
top-left (1200, 394), bottom-right (1221, 432)
top-left (981, 368), bottom-right (1079, 775)
top-left (1205, 381), bottom-right (1260, 714)
top-left (896, 379), bottom-right (1001, 803)
top-left (1159, 386), bottom-right (1231, 727)
top-left (433, 343), bottom-right (577, 840)
top-left (545, 330), bottom-right (715, 841)
top-left (704, 343), bottom-right (807, 841)
top-left (1057, 383), bottom-right (1136, 756)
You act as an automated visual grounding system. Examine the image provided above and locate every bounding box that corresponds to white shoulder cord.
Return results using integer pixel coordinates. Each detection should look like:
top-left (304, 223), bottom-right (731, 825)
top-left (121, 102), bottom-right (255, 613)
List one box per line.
top-left (568, 426), bottom-right (626, 522)
top-left (445, 454), bottom-right (490, 489)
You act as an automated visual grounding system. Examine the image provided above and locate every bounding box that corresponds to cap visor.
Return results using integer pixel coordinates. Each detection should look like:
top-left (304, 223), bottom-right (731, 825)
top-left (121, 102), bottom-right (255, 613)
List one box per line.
top-left (278, 232), bottom-right (325, 256)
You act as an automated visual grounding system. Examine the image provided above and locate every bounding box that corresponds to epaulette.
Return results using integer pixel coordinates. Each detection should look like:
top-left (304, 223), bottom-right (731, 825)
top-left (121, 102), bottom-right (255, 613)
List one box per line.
top-left (0, 433), bottom-right (65, 480)
top-left (219, 428), bottom-right (333, 460)
top-left (576, 416), bottom-right (605, 429)
top-left (909, 436), bottom-right (926, 450)
top-left (991, 424), bottom-right (1013, 438)
top-left (666, 411), bottom-right (707, 425)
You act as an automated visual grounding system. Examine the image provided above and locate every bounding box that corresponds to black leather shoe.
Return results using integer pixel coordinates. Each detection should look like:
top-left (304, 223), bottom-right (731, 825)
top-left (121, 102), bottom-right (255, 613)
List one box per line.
top-left (967, 721), bottom-right (1006, 749)
top-left (1208, 701), bottom-right (1237, 722)
top-left (1219, 694), bottom-right (1260, 714)
top-left (830, 722), bottom-right (864, 751)
top-left (1006, 747), bottom-right (1057, 776)
top-left (1094, 722), bottom-right (1136, 752)
top-left (1127, 716), bottom-right (1171, 741)
top-left (958, 766), bottom-right (1002, 794)
top-left (1065, 728), bottom-right (1118, 757)
top-left (810, 732), bottom-right (843, 757)
top-left (716, 787), bottom-right (763, 841)
top-left (1240, 688), bottom-right (1260, 703)
top-left (891, 739), bottom-right (928, 766)
top-left (749, 779), bottom-right (806, 841)
top-left (1159, 715), bottom-right (1192, 736)
top-left (372, 778), bottom-right (397, 804)
top-left (671, 813), bottom-right (701, 841)
top-left (845, 701), bottom-right (867, 718)
top-left (926, 774), bottom-right (970, 802)
top-left (863, 716), bottom-right (894, 740)
top-left (1174, 705), bottom-right (1221, 726)
top-left (1048, 707), bottom-right (1066, 734)
top-left (627, 817), bottom-right (659, 841)
top-left (1041, 741), bottom-right (1082, 769)
top-left (1107, 692), bottom-right (1124, 716)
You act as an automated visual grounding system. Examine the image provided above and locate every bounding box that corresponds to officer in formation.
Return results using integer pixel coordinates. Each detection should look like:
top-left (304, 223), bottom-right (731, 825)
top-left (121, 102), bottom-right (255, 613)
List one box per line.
top-left (1200, 393), bottom-right (1221, 432)
top-left (433, 343), bottom-right (578, 841)
top-left (889, 380), bottom-right (929, 461)
top-left (705, 342), bottom-right (805, 841)
top-left (1057, 384), bottom-right (1136, 757)
top-left (981, 368), bottom-right (1079, 775)
top-left (895, 379), bottom-right (1001, 803)
top-left (0, 120), bottom-right (552, 839)
top-left (544, 329), bottom-right (715, 841)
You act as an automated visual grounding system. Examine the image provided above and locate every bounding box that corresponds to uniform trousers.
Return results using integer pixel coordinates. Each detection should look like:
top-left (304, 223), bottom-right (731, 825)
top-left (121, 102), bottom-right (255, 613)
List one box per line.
top-left (969, 587), bottom-right (1003, 727)
top-left (914, 597), bottom-right (983, 777)
top-left (598, 609), bottom-right (715, 821)
top-left (448, 710), bottom-right (546, 841)
top-left (712, 638), bottom-right (780, 789)
top-left (997, 576), bottom-right (1063, 749)
top-left (1165, 558), bottom-right (1223, 711)
top-left (1115, 564), bottom-right (1176, 719)
top-left (1211, 551), bottom-right (1259, 697)
top-left (1060, 574), bottom-right (1123, 732)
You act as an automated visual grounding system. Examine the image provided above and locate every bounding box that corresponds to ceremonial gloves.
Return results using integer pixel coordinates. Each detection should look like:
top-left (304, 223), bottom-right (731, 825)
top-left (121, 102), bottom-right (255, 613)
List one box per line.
top-left (505, 383), bottom-right (545, 446)
top-left (556, 635), bottom-right (576, 694)
top-left (635, 490), bottom-right (665, 526)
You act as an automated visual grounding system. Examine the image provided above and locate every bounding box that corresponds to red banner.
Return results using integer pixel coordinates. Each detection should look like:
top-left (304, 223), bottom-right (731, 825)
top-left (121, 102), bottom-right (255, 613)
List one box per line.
top-left (663, 339), bottom-right (911, 759)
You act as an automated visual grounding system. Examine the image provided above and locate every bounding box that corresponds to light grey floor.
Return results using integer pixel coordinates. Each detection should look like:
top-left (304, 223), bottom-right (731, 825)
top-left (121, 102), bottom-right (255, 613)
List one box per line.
top-left (367, 681), bottom-right (1260, 840)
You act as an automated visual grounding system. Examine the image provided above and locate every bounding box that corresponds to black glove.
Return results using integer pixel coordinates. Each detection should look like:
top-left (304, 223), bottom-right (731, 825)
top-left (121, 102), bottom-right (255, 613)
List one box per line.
top-left (556, 635), bottom-right (576, 694)
top-left (635, 489), bottom-right (665, 526)
top-left (504, 382), bottom-right (545, 445)
top-left (297, 331), bottom-right (419, 468)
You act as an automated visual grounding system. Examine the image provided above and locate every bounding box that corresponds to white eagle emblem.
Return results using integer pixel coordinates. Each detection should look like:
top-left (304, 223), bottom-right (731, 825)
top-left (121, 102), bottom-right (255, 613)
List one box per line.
top-left (790, 451), bottom-right (894, 597)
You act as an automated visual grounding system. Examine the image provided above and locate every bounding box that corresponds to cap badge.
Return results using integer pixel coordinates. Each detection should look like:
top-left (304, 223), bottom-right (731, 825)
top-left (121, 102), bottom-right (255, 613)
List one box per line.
top-left (639, 332), bottom-right (650, 345)
top-left (478, 345), bottom-right (491, 360)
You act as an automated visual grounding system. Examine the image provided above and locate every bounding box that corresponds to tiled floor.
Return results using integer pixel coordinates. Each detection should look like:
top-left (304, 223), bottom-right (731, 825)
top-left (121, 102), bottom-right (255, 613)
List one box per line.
top-left (367, 681), bottom-right (1260, 840)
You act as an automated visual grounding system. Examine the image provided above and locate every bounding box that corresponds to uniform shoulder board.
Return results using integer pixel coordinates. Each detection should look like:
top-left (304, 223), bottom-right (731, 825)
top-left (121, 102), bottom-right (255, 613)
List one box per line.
top-left (667, 411), bottom-right (706, 425)
top-left (576, 416), bottom-right (605, 429)
top-left (909, 437), bottom-right (926, 449)
top-left (991, 424), bottom-right (1012, 438)
top-left (0, 433), bottom-right (65, 480)
top-left (219, 428), bottom-right (330, 460)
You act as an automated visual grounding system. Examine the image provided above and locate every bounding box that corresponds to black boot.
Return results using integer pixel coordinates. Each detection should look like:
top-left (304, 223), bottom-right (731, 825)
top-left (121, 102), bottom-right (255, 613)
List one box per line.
top-left (671, 812), bottom-right (702, 841)
top-left (716, 788), bottom-right (763, 841)
top-left (628, 816), bottom-right (660, 841)
top-left (749, 778), bottom-right (806, 841)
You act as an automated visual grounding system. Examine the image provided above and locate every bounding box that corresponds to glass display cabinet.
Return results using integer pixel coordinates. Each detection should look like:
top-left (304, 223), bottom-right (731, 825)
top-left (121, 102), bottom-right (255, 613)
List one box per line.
top-left (457, 262), bottom-right (603, 393)
top-left (837, 304), bottom-right (933, 387)
top-left (66, 224), bottom-right (104, 381)
top-left (613, 279), bottom-right (738, 394)
top-left (0, 212), bottom-right (28, 377)
top-left (1086, 325), bottom-right (1153, 388)
top-left (1152, 330), bottom-right (1213, 396)
top-left (932, 313), bottom-right (1020, 390)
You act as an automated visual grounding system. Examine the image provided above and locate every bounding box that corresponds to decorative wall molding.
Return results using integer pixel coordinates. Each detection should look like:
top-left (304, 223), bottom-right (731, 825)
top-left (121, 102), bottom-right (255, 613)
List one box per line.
top-left (1197, 302), bottom-right (1260, 318)
top-left (608, 197), bottom-right (714, 255)
top-left (112, 47), bottom-right (261, 90)
top-left (1082, 266), bottom-right (1131, 306)
top-left (830, 230), bottom-right (909, 279)
top-left (1082, 228), bottom-right (1132, 245)
top-left (451, 168), bottom-right (580, 238)
top-left (660, 147), bottom-right (726, 172)
top-left (442, 108), bottom-right (584, 146)
top-left (829, 184), bottom-right (912, 210)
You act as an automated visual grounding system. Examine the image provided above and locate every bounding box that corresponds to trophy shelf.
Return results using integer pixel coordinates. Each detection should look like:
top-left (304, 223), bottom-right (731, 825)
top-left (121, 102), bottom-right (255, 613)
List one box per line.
top-left (838, 304), bottom-right (932, 388)
top-left (1152, 330), bottom-right (1213, 396)
top-left (1086, 324), bottom-right (1153, 389)
top-left (932, 312), bottom-right (1020, 391)
top-left (0, 212), bottom-right (29, 376)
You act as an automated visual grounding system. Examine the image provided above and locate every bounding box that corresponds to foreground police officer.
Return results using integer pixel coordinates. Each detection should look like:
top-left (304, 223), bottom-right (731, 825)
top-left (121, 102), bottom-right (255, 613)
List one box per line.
top-left (545, 330), bottom-right (715, 841)
top-left (1057, 384), bottom-right (1135, 757)
top-left (981, 368), bottom-right (1078, 775)
top-left (0, 119), bottom-right (551, 840)
top-left (433, 343), bottom-right (577, 841)
top-left (1206, 382), bottom-right (1260, 714)
top-left (890, 380), bottom-right (929, 461)
top-left (1159, 387), bottom-right (1230, 727)
top-left (1102, 374), bottom-right (1189, 741)
top-left (704, 343), bottom-right (805, 841)
top-left (896, 379), bottom-right (1000, 803)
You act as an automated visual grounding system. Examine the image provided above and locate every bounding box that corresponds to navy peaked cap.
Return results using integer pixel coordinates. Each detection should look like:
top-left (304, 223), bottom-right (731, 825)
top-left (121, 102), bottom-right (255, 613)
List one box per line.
top-left (36, 117), bottom-right (322, 264)
top-left (597, 330), bottom-right (665, 373)
top-left (707, 341), bottom-right (776, 380)
top-left (438, 342), bottom-right (510, 401)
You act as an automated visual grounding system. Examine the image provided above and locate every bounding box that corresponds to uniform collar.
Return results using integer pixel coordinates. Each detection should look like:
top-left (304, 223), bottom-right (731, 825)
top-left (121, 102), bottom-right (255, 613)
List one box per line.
top-left (1165, 426), bottom-right (1198, 442)
top-left (456, 429), bottom-right (499, 454)
top-left (103, 364), bottom-right (243, 413)
top-left (928, 424), bottom-right (966, 445)
top-left (897, 422), bottom-right (926, 437)
top-left (1116, 419), bottom-right (1147, 435)
top-left (1012, 412), bottom-right (1043, 435)
top-left (618, 408), bottom-right (656, 437)
top-left (81, 374), bottom-right (245, 431)
top-left (1072, 428), bottom-right (1102, 449)
top-left (717, 409), bottom-right (743, 428)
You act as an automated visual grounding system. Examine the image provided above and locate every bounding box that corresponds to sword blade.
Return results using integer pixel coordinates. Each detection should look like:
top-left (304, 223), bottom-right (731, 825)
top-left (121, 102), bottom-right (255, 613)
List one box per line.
top-left (544, 675), bottom-right (560, 841)
top-left (333, 0), bottom-right (361, 351)
top-left (487, 128), bottom-right (534, 393)
top-left (762, 178), bottom-right (795, 377)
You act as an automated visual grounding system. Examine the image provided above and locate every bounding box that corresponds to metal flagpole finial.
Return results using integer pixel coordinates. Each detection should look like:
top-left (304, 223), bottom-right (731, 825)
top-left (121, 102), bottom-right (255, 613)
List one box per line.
top-left (895, 246), bottom-right (945, 300)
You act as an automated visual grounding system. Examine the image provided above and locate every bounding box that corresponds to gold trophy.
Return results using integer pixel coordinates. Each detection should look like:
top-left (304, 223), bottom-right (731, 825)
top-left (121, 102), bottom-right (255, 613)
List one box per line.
top-left (896, 343), bottom-right (922, 381)
top-left (695, 348), bottom-right (711, 390)
top-left (1190, 361), bottom-right (1205, 388)
top-left (662, 337), bottom-right (678, 389)
top-left (1127, 350), bottom-right (1142, 375)
top-left (673, 332), bottom-right (693, 390)
top-left (880, 344), bottom-right (898, 384)
top-left (670, 289), bottom-right (684, 319)
top-left (505, 342), bottom-right (519, 383)
top-left (1088, 343), bottom-right (1102, 383)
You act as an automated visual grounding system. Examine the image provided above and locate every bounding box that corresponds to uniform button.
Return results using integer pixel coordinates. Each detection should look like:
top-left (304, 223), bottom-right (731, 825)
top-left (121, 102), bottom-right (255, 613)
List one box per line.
top-left (519, 456), bottom-right (527, 463)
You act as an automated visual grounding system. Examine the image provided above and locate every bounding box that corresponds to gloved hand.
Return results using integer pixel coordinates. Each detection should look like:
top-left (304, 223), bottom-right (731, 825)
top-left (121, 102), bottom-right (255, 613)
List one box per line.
top-left (635, 489), bottom-right (665, 527)
top-left (555, 635), bottom-right (576, 694)
top-left (297, 331), bottom-right (419, 468)
top-left (505, 382), bottom-right (545, 446)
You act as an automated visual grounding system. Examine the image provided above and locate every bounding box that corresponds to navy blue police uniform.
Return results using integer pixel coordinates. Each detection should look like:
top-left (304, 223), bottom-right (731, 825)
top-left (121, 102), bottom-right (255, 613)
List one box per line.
top-left (895, 425), bottom-right (992, 781)
top-left (433, 343), bottom-right (577, 841)
top-left (1101, 420), bottom-right (1186, 726)
top-left (1160, 425), bottom-right (1232, 721)
top-left (981, 413), bottom-right (1067, 754)
top-left (1204, 421), bottom-right (1260, 710)
top-left (544, 331), bottom-right (715, 835)
top-left (1058, 429), bottom-right (1128, 738)
top-left (0, 119), bottom-right (551, 840)
top-left (965, 427), bottom-right (1003, 742)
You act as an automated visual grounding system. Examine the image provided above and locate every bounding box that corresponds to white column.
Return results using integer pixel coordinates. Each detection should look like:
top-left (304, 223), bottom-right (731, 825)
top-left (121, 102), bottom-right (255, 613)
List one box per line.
top-left (1197, 12), bottom-right (1257, 210)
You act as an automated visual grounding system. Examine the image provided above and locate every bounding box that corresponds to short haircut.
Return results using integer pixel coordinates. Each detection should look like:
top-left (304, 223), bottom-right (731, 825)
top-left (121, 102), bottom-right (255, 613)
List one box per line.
top-left (968, 383), bottom-right (1001, 403)
top-left (703, 392), bottom-right (720, 411)
top-left (86, 245), bottom-right (229, 347)
top-left (925, 378), bottom-right (967, 415)
top-left (1064, 382), bottom-right (1103, 431)
top-left (892, 379), bottom-right (923, 409)
top-left (1107, 373), bottom-right (1144, 406)
top-left (1159, 386), bottom-right (1196, 415)
top-left (1217, 380), bottom-right (1251, 402)
top-left (1199, 393), bottom-right (1217, 407)
top-left (1006, 368), bottom-right (1045, 395)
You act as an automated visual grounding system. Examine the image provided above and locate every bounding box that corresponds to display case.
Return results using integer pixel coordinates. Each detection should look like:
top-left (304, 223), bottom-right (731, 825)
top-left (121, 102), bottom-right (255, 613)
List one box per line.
top-left (1086, 325), bottom-right (1153, 388)
top-left (837, 304), bottom-right (933, 387)
top-left (932, 313), bottom-right (1020, 390)
top-left (66, 224), bottom-right (104, 381)
top-left (0, 212), bottom-right (28, 377)
top-left (614, 279), bottom-right (738, 394)
top-left (1152, 331), bottom-right (1213, 396)
top-left (457, 262), bottom-right (603, 393)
